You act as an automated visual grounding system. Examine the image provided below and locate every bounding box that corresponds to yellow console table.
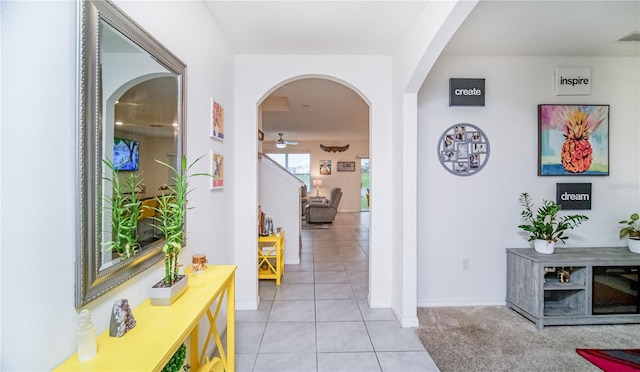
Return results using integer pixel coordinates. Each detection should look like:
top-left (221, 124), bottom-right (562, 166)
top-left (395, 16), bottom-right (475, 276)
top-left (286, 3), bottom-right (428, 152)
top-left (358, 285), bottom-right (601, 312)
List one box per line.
top-left (56, 265), bottom-right (236, 372)
top-left (258, 231), bottom-right (285, 285)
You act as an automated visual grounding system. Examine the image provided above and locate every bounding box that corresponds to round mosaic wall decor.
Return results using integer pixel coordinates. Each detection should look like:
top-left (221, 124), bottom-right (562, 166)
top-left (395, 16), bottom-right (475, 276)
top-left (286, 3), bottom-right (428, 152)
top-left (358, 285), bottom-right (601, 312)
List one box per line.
top-left (437, 123), bottom-right (490, 176)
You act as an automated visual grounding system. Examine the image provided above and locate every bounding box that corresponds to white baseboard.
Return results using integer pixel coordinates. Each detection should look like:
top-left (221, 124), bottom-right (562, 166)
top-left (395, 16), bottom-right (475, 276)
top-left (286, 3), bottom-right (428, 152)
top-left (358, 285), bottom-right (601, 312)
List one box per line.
top-left (417, 298), bottom-right (506, 307)
top-left (339, 209), bottom-right (366, 213)
top-left (369, 296), bottom-right (418, 327)
top-left (236, 300), bottom-right (258, 310)
top-left (368, 295), bottom-right (392, 308)
top-left (390, 304), bottom-right (419, 328)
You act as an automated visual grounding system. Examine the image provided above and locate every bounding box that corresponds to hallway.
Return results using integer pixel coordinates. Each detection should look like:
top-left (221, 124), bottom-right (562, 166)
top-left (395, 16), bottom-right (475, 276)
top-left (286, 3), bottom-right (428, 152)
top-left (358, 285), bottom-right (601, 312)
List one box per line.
top-left (235, 212), bottom-right (439, 371)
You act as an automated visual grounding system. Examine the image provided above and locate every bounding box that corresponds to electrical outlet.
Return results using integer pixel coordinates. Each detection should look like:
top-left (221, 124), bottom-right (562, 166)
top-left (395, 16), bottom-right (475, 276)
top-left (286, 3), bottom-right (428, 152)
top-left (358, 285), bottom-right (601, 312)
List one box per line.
top-left (462, 258), bottom-right (469, 270)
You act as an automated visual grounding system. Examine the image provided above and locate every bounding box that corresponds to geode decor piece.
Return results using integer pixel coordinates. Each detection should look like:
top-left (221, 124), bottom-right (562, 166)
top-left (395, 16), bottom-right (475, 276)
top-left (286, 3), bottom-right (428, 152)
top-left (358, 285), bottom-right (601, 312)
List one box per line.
top-left (109, 298), bottom-right (136, 337)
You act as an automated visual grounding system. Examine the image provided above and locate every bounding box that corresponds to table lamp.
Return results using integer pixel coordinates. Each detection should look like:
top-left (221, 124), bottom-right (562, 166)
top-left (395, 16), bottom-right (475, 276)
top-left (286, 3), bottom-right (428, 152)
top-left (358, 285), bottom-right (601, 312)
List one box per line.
top-left (312, 179), bottom-right (323, 196)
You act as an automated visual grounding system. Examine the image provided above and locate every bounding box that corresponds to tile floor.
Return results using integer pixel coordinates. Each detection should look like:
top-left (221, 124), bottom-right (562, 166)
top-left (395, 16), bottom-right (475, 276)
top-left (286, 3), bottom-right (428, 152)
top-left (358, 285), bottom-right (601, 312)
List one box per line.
top-left (235, 212), bottom-right (439, 372)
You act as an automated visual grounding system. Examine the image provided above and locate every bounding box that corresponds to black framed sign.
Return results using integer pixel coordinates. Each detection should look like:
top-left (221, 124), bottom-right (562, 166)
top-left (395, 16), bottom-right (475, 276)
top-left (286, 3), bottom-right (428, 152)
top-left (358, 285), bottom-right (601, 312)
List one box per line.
top-left (449, 78), bottom-right (485, 106)
top-left (556, 183), bottom-right (592, 210)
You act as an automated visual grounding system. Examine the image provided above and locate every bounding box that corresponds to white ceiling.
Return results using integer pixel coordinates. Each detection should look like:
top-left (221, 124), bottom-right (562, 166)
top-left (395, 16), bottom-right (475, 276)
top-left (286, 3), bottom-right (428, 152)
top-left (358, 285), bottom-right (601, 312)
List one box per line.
top-left (204, 0), bottom-right (640, 144)
top-left (204, 1), bottom-right (428, 55)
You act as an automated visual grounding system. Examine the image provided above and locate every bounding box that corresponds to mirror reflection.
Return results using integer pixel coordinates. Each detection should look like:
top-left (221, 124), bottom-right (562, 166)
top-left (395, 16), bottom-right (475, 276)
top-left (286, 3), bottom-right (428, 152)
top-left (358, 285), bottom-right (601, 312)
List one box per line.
top-left (100, 20), bottom-right (179, 269)
top-left (76, 0), bottom-right (186, 308)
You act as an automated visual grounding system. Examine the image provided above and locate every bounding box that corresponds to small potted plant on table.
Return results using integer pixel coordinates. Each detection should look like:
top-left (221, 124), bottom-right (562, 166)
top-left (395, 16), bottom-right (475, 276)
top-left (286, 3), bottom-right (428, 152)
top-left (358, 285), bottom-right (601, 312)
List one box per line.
top-left (150, 155), bottom-right (209, 306)
top-left (619, 213), bottom-right (640, 254)
top-left (518, 192), bottom-right (589, 254)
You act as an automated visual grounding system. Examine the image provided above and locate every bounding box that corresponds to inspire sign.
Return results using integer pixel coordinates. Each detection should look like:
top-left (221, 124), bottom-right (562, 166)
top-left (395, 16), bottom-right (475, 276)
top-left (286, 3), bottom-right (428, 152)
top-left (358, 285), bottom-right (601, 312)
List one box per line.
top-left (554, 67), bottom-right (591, 96)
top-left (449, 78), bottom-right (485, 106)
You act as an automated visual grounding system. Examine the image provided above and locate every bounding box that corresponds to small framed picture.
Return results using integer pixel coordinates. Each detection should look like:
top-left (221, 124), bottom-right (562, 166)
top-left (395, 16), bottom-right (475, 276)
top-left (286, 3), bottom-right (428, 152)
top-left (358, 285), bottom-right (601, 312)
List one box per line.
top-left (456, 143), bottom-right (468, 158)
top-left (258, 129), bottom-right (264, 141)
top-left (441, 151), bottom-right (455, 162)
top-left (209, 98), bottom-right (224, 141)
top-left (320, 160), bottom-right (331, 175)
top-left (472, 142), bottom-right (486, 153)
top-left (210, 151), bottom-right (224, 190)
top-left (455, 161), bottom-right (469, 172)
top-left (454, 126), bottom-right (465, 141)
top-left (337, 161), bottom-right (356, 172)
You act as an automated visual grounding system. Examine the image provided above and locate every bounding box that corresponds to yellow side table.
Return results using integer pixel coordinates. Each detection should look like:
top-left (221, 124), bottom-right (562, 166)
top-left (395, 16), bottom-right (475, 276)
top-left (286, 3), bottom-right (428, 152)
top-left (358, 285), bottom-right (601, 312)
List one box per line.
top-left (55, 265), bottom-right (236, 372)
top-left (258, 230), bottom-right (285, 285)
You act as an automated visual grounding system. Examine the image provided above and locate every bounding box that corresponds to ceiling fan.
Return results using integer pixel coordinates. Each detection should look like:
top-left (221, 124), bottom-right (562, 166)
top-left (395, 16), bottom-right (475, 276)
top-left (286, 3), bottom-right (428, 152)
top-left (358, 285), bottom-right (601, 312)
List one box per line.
top-left (276, 132), bottom-right (298, 148)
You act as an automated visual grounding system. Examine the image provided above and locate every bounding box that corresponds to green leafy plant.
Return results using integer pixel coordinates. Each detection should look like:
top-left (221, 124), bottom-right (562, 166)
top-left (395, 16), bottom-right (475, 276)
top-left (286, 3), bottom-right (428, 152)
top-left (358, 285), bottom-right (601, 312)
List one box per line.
top-left (102, 158), bottom-right (142, 259)
top-left (161, 343), bottom-right (186, 372)
top-left (518, 192), bottom-right (589, 243)
top-left (153, 155), bottom-right (209, 285)
top-left (619, 213), bottom-right (640, 240)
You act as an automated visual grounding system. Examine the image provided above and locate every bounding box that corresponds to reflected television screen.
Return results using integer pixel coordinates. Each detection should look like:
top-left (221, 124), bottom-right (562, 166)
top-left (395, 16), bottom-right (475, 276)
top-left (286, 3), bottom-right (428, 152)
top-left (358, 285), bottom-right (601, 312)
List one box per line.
top-left (113, 137), bottom-right (139, 171)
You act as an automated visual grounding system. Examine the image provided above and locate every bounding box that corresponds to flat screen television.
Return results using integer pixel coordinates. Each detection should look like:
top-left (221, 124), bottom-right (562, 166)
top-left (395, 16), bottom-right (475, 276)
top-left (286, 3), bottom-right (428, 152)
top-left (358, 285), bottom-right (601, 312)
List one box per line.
top-left (113, 138), bottom-right (139, 171)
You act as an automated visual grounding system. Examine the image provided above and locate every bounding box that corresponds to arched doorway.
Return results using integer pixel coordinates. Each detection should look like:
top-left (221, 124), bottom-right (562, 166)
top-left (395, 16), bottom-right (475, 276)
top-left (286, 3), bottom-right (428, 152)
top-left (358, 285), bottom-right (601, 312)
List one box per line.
top-left (259, 76), bottom-right (372, 297)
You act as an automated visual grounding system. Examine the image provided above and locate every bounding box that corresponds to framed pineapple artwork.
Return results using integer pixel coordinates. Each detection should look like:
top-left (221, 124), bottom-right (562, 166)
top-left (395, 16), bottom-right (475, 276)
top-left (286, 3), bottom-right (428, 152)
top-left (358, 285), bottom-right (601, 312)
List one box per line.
top-left (538, 104), bottom-right (609, 176)
top-left (437, 123), bottom-right (490, 176)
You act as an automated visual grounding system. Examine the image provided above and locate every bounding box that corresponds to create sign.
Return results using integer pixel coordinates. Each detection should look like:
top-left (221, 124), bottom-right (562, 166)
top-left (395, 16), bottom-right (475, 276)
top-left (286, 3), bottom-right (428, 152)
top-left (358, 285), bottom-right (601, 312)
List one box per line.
top-left (449, 78), bottom-right (485, 106)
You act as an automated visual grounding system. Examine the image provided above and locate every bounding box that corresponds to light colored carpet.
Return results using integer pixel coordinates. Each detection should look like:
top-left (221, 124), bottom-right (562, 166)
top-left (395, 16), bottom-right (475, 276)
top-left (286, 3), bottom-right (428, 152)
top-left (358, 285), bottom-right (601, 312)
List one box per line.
top-left (415, 306), bottom-right (640, 372)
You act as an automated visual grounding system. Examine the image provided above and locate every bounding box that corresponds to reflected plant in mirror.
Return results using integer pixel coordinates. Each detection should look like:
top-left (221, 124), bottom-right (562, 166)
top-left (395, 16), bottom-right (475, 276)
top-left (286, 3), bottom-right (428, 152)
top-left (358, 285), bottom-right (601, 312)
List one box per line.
top-left (76, 0), bottom-right (186, 308)
top-left (102, 158), bottom-right (142, 260)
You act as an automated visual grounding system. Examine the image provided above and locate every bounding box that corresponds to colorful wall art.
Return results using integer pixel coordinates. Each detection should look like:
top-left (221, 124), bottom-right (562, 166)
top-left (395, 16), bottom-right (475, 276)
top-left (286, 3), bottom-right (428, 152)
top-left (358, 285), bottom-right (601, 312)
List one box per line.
top-left (210, 151), bottom-right (224, 189)
top-left (538, 104), bottom-right (609, 176)
top-left (209, 98), bottom-right (224, 140)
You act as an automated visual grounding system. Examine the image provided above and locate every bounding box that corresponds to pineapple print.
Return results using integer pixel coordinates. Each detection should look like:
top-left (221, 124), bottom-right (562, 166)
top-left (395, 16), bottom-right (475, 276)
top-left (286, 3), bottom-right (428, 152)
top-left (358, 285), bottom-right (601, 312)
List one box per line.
top-left (560, 108), bottom-right (592, 173)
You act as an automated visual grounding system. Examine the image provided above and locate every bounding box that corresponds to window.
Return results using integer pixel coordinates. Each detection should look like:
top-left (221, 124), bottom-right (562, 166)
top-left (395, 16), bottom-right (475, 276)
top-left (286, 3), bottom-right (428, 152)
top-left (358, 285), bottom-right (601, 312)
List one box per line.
top-left (266, 153), bottom-right (311, 190)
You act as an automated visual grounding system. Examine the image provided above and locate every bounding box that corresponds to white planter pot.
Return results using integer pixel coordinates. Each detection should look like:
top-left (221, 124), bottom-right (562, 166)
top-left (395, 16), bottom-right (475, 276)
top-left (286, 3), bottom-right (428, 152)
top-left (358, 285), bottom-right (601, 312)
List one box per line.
top-left (534, 239), bottom-right (556, 254)
top-left (628, 238), bottom-right (640, 254)
top-left (150, 275), bottom-right (188, 306)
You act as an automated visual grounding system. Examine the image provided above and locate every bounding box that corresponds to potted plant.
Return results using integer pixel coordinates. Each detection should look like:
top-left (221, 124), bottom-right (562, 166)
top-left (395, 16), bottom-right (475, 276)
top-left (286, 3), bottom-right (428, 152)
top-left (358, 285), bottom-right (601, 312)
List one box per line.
top-left (518, 192), bottom-right (589, 254)
top-left (102, 158), bottom-right (142, 259)
top-left (150, 155), bottom-right (209, 306)
top-left (619, 213), bottom-right (640, 254)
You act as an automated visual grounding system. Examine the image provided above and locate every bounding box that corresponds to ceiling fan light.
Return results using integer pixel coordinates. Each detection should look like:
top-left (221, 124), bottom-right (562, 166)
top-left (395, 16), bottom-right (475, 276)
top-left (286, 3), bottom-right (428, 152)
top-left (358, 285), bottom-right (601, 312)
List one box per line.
top-left (276, 142), bottom-right (286, 149)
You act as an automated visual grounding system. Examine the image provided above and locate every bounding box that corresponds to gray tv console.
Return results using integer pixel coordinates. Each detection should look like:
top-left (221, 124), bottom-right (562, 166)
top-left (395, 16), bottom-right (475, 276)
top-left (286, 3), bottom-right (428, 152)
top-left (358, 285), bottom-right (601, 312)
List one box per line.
top-left (506, 247), bottom-right (640, 329)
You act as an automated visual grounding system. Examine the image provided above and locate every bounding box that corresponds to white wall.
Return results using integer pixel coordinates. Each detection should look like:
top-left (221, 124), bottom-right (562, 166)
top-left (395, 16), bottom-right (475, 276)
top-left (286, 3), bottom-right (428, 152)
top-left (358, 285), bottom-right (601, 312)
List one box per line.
top-left (417, 56), bottom-right (640, 307)
top-left (263, 139), bottom-right (369, 213)
top-left (0, 1), bottom-right (234, 369)
top-left (259, 157), bottom-right (302, 265)
top-left (390, 0), bottom-right (477, 326)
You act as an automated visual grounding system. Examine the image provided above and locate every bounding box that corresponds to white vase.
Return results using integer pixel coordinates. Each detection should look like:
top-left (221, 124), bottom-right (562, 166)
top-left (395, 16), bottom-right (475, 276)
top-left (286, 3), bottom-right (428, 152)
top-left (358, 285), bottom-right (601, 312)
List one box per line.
top-left (628, 238), bottom-right (640, 254)
top-left (534, 239), bottom-right (556, 254)
top-left (150, 275), bottom-right (188, 306)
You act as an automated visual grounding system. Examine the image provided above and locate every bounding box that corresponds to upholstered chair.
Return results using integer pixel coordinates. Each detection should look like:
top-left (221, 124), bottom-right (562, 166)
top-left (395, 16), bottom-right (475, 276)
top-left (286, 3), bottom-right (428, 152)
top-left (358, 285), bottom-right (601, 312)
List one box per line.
top-left (305, 187), bottom-right (342, 223)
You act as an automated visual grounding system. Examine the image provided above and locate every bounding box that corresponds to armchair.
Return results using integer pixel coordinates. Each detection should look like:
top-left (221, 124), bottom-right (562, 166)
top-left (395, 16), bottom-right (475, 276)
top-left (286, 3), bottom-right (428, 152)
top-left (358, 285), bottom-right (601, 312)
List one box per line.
top-left (305, 187), bottom-right (342, 223)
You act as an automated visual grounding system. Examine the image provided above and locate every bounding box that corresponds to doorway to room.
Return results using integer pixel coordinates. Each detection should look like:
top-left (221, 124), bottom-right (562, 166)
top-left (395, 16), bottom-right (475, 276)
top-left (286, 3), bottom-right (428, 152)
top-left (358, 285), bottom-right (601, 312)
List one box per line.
top-left (360, 158), bottom-right (370, 211)
top-left (259, 76), bottom-right (373, 303)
